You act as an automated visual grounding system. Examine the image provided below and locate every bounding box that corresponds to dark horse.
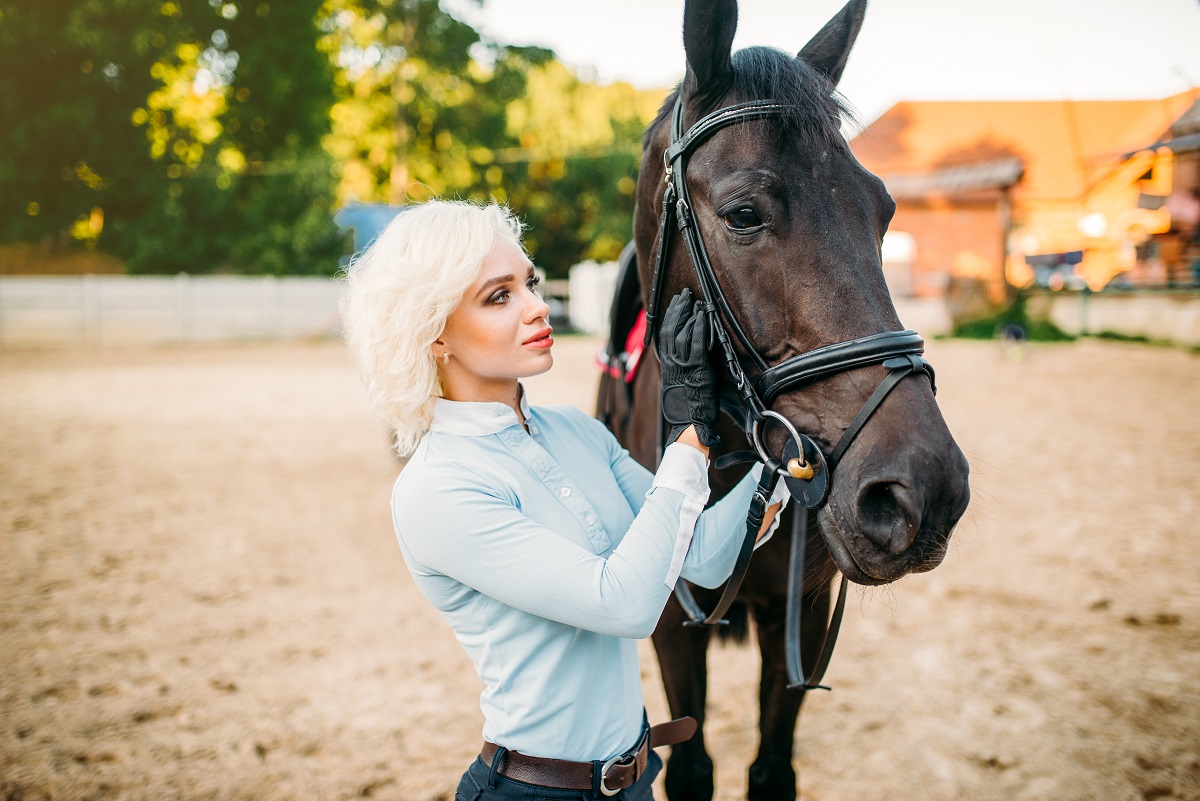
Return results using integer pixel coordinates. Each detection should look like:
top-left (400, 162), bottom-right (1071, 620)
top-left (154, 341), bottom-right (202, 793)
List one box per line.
top-left (595, 1), bottom-right (971, 799)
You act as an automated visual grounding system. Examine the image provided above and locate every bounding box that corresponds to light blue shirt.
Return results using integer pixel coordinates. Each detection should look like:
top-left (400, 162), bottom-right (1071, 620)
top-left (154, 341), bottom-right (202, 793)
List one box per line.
top-left (390, 385), bottom-right (781, 762)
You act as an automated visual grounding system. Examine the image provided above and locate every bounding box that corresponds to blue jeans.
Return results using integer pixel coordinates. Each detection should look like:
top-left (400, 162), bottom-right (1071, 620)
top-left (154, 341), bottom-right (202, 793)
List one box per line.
top-left (454, 750), bottom-right (662, 801)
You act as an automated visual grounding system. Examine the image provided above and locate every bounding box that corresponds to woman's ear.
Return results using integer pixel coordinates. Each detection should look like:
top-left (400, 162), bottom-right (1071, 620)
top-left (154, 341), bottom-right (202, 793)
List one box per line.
top-left (432, 339), bottom-right (452, 365)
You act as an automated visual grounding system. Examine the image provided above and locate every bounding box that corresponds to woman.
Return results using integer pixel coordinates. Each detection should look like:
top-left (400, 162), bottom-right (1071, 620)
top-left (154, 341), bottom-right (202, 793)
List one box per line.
top-left (341, 200), bottom-right (787, 800)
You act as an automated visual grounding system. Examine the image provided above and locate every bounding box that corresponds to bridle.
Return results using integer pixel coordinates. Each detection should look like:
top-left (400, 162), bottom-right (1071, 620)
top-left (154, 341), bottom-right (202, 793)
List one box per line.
top-left (644, 97), bottom-right (937, 692)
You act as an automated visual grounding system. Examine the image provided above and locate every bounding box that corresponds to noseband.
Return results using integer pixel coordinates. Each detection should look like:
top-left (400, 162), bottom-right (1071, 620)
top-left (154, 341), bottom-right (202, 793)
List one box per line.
top-left (645, 98), bottom-right (937, 691)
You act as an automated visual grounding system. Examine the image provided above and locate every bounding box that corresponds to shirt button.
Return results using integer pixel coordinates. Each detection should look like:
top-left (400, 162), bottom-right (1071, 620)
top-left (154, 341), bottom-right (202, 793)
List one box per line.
top-left (585, 516), bottom-right (595, 526)
top-left (560, 487), bottom-right (571, 497)
top-left (529, 424), bottom-right (538, 435)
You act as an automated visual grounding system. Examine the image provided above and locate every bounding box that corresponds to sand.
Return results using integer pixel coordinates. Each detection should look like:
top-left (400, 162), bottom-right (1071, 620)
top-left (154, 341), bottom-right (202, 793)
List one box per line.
top-left (1, 336), bottom-right (1197, 801)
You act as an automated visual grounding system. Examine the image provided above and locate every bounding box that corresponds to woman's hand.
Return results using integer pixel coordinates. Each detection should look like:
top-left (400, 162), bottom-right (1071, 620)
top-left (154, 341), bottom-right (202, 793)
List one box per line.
top-left (757, 501), bottom-right (783, 543)
top-left (672, 424), bottom-right (709, 459)
top-left (659, 288), bottom-right (721, 449)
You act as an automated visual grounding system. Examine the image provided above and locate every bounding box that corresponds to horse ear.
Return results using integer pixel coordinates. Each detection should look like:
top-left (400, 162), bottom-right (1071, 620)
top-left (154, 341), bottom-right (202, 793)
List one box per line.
top-left (796, 0), bottom-right (867, 86)
top-left (682, 0), bottom-right (738, 96)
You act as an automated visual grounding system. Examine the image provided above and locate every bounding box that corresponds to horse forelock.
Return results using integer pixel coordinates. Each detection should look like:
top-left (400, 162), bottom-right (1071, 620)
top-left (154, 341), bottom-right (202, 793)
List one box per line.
top-left (643, 46), bottom-right (856, 154)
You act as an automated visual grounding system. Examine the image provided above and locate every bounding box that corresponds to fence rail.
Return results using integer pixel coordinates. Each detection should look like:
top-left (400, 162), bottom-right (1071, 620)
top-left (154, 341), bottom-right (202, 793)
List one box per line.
top-left (0, 274), bottom-right (958, 349)
top-left (1032, 289), bottom-right (1200, 345)
top-left (0, 275), bottom-right (344, 349)
top-left (10, 276), bottom-right (1193, 351)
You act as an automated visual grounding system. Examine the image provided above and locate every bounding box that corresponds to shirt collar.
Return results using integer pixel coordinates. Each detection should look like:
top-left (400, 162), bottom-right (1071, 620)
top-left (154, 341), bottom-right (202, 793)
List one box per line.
top-left (430, 383), bottom-right (533, 437)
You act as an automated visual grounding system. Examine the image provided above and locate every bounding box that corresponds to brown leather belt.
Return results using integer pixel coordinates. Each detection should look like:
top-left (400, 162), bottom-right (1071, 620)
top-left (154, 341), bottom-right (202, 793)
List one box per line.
top-left (481, 717), bottom-right (696, 796)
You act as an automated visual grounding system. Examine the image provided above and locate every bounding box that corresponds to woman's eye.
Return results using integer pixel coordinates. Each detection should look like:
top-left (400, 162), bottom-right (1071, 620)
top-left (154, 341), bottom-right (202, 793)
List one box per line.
top-left (527, 276), bottom-right (542, 294)
top-left (722, 207), bottom-right (763, 230)
top-left (489, 290), bottom-right (509, 304)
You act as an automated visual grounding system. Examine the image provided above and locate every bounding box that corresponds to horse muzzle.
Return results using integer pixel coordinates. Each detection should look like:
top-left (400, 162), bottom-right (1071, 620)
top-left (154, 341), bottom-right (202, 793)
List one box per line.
top-left (821, 437), bottom-right (970, 584)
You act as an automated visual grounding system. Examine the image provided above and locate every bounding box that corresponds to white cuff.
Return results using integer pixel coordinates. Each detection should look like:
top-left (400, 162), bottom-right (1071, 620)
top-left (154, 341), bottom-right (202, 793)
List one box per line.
top-left (651, 442), bottom-right (709, 496)
top-left (651, 443), bottom-right (710, 587)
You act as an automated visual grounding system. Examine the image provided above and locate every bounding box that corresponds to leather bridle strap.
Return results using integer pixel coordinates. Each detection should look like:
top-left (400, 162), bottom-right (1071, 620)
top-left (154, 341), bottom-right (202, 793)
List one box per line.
top-left (673, 351), bottom-right (934, 636)
top-left (645, 100), bottom-right (787, 398)
top-left (644, 98), bottom-right (931, 423)
top-left (828, 354), bottom-right (934, 468)
top-left (759, 330), bottom-right (929, 405)
top-left (785, 506), bottom-right (849, 691)
top-left (678, 461), bottom-right (779, 629)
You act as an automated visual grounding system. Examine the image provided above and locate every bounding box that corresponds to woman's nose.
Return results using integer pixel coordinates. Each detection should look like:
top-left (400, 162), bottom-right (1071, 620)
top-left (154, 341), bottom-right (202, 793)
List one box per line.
top-left (526, 291), bottom-right (550, 323)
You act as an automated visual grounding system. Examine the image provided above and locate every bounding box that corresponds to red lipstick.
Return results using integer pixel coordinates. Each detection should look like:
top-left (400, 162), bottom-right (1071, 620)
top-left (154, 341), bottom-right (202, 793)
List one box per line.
top-left (523, 327), bottom-right (553, 348)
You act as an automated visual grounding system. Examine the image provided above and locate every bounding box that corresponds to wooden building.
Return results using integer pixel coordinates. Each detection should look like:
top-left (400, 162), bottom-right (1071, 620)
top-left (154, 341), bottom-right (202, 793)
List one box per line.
top-left (1149, 99), bottom-right (1200, 285)
top-left (849, 92), bottom-right (1199, 299)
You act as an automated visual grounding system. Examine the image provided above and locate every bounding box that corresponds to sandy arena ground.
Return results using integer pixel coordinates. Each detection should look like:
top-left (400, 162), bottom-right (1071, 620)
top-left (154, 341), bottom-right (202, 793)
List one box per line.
top-left (1, 336), bottom-right (1198, 801)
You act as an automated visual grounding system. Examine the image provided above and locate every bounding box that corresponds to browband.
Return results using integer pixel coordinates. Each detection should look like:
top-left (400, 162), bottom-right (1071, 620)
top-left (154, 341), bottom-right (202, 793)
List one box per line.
top-left (757, 329), bottom-right (929, 404)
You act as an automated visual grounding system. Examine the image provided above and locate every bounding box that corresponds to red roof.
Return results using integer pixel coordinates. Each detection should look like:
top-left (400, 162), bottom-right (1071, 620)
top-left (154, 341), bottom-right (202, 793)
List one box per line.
top-left (850, 93), bottom-right (1199, 201)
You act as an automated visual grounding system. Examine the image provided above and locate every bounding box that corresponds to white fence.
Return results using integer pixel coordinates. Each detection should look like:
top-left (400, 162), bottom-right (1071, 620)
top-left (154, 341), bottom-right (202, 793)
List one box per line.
top-left (0, 273), bottom-right (958, 350)
top-left (568, 260), bottom-right (619, 336)
top-left (1032, 290), bottom-right (1200, 346)
top-left (0, 275), bottom-right (344, 349)
top-left (563, 260), bottom-right (954, 340)
top-left (9, 275), bottom-right (1195, 351)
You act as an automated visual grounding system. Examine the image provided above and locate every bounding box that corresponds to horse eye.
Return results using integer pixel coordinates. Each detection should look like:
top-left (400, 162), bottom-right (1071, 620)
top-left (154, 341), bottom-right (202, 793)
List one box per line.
top-left (722, 207), bottom-right (763, 230)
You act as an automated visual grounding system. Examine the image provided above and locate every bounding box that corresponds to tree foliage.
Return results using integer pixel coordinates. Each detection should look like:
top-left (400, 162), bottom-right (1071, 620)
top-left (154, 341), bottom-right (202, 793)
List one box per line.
top-left (0, 0), bottom-right (668, 277)
top-left (1, 0), bottom-right (345, 274)
top-left (322, 0), bottom-right (553, 206)
top-left (498, 62), bottom-right (665, 274)
top-left (0, 1), bottom-right (185, 246)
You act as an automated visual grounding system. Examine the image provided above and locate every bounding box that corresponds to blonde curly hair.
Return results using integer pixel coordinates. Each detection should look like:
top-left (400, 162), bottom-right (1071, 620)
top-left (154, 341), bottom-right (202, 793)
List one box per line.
top-left (340, 200), bottom-right (524, 457)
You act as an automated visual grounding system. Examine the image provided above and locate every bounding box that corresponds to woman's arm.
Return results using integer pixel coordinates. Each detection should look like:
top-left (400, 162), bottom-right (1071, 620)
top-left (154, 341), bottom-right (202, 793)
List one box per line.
top-left (393, 446), bottom-right (709, 639)
top-left (678, 466), bottom-right (785, 588)
top-left (600, 419), bottom-right (784, 589)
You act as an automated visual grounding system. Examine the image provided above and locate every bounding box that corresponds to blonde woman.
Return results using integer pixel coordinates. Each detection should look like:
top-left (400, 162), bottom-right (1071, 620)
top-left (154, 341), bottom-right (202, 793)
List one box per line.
top-left (341, 199), bottom-right (787, 800)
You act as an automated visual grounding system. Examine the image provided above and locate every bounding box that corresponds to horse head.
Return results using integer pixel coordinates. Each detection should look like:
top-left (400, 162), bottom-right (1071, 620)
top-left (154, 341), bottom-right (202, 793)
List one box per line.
top-left (635, 0), bottom-right (970, 586)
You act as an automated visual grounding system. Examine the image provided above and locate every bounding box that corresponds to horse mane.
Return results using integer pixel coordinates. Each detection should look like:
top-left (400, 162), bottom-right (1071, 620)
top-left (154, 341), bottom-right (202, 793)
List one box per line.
top-left (645, 45), bottom-right (858, 152)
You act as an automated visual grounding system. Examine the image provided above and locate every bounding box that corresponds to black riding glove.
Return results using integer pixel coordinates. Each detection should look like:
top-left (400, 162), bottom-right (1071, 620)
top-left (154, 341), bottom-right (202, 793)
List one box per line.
top-left (659, 288), bottom-right (721, 448)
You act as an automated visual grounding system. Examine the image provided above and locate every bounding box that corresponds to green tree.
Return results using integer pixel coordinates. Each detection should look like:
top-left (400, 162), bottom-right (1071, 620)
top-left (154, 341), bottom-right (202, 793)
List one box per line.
top-left (495, 61), bottom-right (665, 275)
top-left (322, 0), bottom-right (551, 206)
top-left (321, 6), bottom-right (665, 278)
top-left (1, 1), bottom-right (669, 278)
top-left (111, 0), bottom-right (346, 274)
top-left (0, 1), bottom-right (346, 275)
top-left (0, 0), bottom-right (187, 247)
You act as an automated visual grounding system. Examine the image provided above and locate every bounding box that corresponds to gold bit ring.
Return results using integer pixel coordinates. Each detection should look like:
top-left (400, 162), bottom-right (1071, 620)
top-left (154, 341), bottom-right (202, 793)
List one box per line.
top-left (787, 457), bottom-right (815, 481)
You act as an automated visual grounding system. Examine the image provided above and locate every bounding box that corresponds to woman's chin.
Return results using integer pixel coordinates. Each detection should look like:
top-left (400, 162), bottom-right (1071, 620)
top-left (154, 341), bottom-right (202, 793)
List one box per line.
top-left (527, 354), bottom-right (554, 375)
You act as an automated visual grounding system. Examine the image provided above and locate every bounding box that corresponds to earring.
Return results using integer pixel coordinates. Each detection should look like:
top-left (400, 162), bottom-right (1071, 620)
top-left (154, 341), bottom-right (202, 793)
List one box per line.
top-left (443, 352), bottom-right (450, 365)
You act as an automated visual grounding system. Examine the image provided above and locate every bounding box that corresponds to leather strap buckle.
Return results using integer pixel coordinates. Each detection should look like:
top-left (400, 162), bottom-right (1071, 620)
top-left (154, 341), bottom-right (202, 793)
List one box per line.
top-left (599, 753), bottom-right (632, 796)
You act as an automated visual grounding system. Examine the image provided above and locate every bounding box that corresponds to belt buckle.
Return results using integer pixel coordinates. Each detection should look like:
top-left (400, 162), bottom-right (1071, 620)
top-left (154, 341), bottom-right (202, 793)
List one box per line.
top-left (599, 754), bottom-right (631, 797)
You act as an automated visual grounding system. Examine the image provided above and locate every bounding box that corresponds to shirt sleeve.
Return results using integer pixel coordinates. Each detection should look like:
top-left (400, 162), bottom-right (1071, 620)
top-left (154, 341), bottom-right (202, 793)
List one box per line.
top-left (676, 465), bottom-right (759, 588)
top-left (604, 430), bottom-right (655, 515)
top-left (392, 458), bottom-right (705, 640)
top-left (597, 419), bottom-right (788, 590)
top-left (651, 443), bottom-right (710, 588)
top-left (598, 423), bottom-right (717, 588)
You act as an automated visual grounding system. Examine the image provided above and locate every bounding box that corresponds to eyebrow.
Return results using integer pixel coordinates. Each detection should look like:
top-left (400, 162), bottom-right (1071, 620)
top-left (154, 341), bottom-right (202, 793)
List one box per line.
top-left (474, 266), bottom-right (536, 299)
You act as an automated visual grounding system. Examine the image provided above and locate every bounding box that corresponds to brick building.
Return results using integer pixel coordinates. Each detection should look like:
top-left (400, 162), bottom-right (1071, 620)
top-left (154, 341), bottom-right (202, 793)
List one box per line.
top-left (849, 92), bottom-right (1199, 299)
top-left (1152, 99), bottom-right (1200, 284)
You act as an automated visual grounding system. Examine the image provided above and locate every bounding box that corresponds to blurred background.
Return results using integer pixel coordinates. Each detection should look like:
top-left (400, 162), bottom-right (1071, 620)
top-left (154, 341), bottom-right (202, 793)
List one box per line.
top-left (2, 0), bottom-right (1200, 345)
top-left (1, 2), bottom-right (1199, 800)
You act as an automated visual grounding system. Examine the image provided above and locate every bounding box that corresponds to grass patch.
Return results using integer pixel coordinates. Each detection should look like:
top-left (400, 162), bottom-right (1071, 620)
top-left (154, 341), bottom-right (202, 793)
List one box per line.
top-left (1086, 330), bottom-right (1178, 348)
top-left (1089, 330), bottom-right (1149, 343)
top-left (949, 294), bottom-right (1075, 342)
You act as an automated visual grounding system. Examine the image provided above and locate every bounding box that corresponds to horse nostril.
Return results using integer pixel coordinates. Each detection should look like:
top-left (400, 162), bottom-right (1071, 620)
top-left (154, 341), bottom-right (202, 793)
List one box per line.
top-left (856, 481), bottom-right (921, 555)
